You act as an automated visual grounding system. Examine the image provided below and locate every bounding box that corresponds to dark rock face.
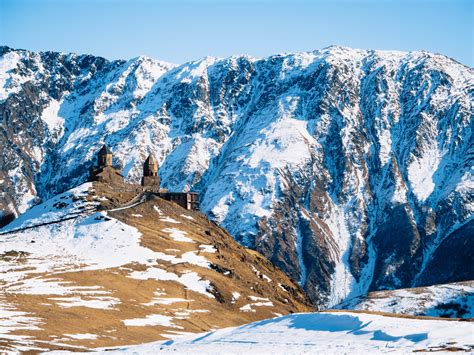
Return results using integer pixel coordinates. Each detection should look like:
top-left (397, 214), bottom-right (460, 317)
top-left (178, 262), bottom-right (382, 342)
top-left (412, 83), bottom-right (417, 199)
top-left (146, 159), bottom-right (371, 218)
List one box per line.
top-left (0, 45), bottom-right (472, 307)
top-left (416, 221), bottom-right (474, 286)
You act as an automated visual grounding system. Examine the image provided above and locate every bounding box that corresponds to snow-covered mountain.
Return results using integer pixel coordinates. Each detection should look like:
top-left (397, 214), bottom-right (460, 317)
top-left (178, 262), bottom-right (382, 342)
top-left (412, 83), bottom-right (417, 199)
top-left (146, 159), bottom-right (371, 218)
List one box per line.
top-left (0, 45), bottom-right (472, 307)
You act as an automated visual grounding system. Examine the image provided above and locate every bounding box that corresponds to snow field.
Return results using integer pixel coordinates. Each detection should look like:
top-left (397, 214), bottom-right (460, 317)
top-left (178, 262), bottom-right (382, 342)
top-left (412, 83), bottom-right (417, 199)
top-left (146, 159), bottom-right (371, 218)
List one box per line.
top-left (97, 311), bottom-right (474, 354)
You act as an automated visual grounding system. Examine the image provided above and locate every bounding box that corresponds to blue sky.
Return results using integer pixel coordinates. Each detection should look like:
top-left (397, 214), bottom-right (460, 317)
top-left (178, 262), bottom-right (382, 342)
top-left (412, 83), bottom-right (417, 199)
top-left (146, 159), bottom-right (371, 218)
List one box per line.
top-left (1, 0), bottom-right (472, 66)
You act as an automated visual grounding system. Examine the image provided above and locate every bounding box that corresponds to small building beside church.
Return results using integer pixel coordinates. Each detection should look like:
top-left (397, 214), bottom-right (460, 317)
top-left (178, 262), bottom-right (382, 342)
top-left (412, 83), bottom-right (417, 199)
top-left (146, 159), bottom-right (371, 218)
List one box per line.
top-left (159, 192), bottom-right (200, 211)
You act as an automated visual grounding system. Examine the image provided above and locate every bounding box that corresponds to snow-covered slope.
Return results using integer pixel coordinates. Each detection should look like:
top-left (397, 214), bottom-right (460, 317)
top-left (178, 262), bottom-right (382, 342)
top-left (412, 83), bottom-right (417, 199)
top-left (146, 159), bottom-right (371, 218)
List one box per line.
top-left (0, 182), bottom-right (310, 352)
top-left (91, 311), bottom-right (474, 354)
top-left (337, 281), bottom-right (474, 318)
top-left (1, 45), bottom-right (473, 306)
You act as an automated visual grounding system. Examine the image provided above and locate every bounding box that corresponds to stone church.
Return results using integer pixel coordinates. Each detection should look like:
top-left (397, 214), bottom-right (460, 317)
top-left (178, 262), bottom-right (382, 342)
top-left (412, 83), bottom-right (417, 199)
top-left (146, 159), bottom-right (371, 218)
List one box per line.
top-left (88, 145), bottom-right (124, 185)
top-left (88, 145), bottom-right (199, 211)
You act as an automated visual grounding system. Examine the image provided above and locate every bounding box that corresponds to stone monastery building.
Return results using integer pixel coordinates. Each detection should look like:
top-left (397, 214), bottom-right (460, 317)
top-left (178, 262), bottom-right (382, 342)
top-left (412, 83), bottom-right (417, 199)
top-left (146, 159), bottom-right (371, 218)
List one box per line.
top-left (89, 145), bottom-right (199, 211)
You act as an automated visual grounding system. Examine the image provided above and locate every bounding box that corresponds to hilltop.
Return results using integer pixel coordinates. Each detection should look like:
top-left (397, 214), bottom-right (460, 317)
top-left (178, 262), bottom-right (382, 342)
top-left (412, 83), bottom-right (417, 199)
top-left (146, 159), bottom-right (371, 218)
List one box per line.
top-left (0, 181), bottom-right (311, 352)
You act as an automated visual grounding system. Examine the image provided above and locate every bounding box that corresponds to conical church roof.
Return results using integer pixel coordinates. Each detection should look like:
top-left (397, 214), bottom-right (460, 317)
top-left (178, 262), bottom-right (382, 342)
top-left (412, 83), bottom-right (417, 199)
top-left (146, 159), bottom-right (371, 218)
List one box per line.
top-left (145, 153), bottom-right (157, 165)
top-left (98, 144), bottom-right (112, 155)
top-left (144, 153), bottom-right (158, 168)
top-left (143, 153), bottom-right (159, 176)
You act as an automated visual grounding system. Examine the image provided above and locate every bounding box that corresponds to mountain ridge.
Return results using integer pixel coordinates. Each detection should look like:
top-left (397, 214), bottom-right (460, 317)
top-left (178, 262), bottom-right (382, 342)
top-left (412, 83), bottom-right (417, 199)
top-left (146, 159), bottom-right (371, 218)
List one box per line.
top-left (3, 44), bottom-right (472, 69)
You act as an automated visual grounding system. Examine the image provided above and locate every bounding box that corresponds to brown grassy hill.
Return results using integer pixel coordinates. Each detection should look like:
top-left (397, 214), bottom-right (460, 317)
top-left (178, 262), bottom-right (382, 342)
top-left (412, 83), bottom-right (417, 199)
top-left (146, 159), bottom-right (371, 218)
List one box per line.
top-left (0, 182), bottom-right (312, 352)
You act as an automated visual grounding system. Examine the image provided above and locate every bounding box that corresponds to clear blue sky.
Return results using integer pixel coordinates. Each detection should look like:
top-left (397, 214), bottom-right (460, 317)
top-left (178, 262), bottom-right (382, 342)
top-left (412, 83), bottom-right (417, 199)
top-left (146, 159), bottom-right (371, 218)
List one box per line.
top-left (1, 0), bottom-right (472, 66)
